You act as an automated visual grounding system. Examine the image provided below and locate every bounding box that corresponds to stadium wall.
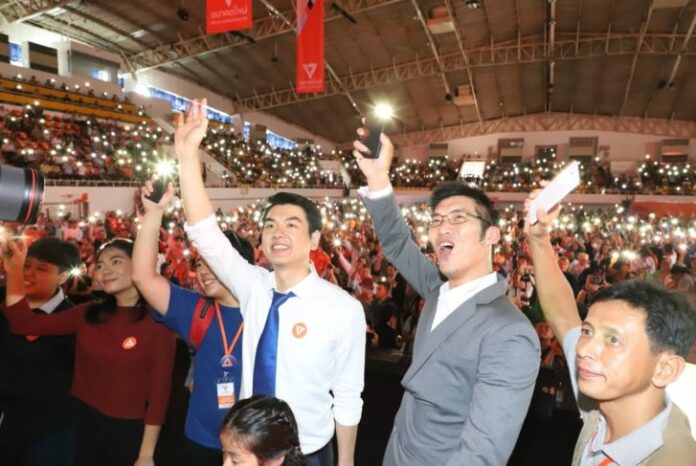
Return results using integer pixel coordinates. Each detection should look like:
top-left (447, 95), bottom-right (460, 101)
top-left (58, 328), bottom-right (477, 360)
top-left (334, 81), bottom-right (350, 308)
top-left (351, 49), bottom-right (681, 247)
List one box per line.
top-left (399, 130), bottom-right (696, 166)
top-left (42, 185), bottom-right (692, 219)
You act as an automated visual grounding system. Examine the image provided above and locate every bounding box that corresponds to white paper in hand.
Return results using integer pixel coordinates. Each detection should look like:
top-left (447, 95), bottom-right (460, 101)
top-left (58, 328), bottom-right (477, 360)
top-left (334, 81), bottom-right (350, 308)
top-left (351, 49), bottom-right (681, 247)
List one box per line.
top-left (527, 161), bottom-right (581, 225)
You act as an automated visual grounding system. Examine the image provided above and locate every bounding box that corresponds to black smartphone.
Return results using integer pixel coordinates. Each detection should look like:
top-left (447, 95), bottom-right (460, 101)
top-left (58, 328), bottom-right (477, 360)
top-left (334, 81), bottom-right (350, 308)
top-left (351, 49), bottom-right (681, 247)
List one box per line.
top-left (146, 177), bottom-right (168, 204)
top-left (360, 119), bottom-right (385, 159)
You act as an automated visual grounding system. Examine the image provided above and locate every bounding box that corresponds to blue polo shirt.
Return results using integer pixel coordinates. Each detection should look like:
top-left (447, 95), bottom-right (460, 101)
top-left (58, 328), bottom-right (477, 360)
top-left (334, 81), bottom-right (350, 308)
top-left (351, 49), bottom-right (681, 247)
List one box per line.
top-left (153, 285), bottom-right (243, 449)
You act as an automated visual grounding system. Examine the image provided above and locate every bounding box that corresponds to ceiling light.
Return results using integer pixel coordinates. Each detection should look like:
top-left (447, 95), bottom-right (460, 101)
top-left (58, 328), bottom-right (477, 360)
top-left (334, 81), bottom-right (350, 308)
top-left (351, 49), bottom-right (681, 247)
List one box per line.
top-left (463, 0), bottom-right (482, 9)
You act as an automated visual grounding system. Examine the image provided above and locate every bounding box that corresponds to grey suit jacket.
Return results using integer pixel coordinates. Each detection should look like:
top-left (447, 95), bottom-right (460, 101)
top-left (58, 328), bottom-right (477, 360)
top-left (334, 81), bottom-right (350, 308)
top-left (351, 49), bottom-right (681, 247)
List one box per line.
top-left (362, 193), bottom-right (540, 466)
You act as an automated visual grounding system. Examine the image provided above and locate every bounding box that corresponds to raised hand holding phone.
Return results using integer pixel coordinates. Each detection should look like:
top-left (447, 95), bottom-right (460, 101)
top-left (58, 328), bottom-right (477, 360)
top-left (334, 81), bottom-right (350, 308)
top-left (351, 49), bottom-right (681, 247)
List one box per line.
top-left (141, 178), bottom-right (176, 212)
top-left (526, 161), bottom-right (580, 225)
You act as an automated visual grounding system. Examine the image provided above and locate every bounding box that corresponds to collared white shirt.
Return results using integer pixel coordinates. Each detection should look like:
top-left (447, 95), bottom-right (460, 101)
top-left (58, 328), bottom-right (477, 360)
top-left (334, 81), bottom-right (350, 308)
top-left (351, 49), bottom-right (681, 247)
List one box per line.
top-left (38, 288), bottom-right (66, 314)
top-left (186, 215), bottom-right (365, 454)
top-left (432, 273), bottom-right (498, 330)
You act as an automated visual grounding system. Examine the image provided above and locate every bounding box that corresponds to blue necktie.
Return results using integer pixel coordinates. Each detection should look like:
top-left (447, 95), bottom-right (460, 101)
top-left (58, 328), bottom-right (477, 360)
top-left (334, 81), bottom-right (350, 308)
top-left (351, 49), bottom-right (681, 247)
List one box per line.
top-left (253, 290), bottom-right (295, 396)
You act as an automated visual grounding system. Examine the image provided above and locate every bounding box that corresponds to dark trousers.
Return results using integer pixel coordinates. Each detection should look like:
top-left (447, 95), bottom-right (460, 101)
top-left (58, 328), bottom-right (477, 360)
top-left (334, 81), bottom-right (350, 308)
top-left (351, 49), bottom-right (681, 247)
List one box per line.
top-left (184, 437), bottom-right (222, 466)
top-left (75, 401), bottom-right (144, 466)
top-left (0, 396), bottom-right (76, 466)
top-left (306, 441), bottom-right (334, 466)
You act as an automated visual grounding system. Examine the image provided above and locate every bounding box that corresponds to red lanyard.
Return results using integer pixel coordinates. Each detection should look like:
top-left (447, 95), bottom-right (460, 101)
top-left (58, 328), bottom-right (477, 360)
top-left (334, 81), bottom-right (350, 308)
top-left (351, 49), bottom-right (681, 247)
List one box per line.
top-left (215, 302), bottom-right (243, 357)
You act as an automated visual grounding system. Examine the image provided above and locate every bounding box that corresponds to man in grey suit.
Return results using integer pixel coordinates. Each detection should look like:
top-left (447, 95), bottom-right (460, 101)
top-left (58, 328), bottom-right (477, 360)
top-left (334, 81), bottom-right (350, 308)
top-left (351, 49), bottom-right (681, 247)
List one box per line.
top-left (353, 131), bottom-right (540, 465)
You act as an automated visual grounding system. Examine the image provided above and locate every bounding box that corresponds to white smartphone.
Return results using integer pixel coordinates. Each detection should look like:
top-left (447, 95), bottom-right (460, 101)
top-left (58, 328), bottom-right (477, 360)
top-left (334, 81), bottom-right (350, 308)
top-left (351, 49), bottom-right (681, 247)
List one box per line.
top-left (526, 161), bottom-right (581, 225)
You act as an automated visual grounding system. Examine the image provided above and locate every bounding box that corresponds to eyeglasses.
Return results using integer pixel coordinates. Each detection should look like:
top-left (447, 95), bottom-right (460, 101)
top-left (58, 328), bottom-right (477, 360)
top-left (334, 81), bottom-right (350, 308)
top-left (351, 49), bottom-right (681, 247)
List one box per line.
top-left (428, 210), bottom-right (489, 229)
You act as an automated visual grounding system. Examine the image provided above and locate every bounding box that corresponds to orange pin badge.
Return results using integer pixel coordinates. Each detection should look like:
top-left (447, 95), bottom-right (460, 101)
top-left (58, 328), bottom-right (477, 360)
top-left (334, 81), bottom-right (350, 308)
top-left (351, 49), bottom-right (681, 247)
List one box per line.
top-left (122, 337), bottom-right (137, 350)
top-left (292, 323), bottom-right (307, 339)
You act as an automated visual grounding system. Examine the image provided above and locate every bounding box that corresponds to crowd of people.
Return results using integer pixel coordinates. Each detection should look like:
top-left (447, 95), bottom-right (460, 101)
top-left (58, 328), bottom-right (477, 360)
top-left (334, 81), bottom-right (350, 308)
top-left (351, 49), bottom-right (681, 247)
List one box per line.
top-left (2, 189), bottom-right (696, 351)
top-left (4, 73), bottom-right (142, 115)
top-left (0, 98), bottom-right (694, 197)
top-left (0, 98), bottom-right (694, 466)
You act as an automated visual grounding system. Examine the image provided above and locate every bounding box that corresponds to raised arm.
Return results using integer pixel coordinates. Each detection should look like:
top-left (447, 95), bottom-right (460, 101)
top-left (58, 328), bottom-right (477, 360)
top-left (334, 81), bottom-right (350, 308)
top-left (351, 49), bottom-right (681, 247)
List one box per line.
top-left (524, 193), bottom-right (582, 345)
top-left (131, 180), bottom-right (175, 316)
top-left (174, 99), bottom-right (267, 308)
top-left (174, 99), bottom-right (213, 225)
top-left (352, 130), bottom-right (441, 296)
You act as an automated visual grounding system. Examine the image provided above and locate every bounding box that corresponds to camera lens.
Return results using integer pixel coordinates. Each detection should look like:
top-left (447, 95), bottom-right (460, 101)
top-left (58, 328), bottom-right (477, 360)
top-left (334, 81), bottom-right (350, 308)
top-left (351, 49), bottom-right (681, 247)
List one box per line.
top-left (0, 164), bottom-right (45, 224)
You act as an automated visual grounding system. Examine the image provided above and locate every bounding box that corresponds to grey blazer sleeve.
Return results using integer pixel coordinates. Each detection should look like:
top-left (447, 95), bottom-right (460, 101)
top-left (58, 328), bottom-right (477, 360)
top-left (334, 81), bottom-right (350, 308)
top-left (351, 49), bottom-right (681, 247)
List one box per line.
top-left (445, 320), bottom-right (540, 466)
top-left (361, 192), bottom-right (443, 297)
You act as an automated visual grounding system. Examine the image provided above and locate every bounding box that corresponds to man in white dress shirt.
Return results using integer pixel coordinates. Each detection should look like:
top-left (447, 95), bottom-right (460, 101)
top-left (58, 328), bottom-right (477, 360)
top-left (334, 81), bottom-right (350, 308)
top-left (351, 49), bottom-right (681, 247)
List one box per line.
top-left (175, 99), bottom-right (365, 466)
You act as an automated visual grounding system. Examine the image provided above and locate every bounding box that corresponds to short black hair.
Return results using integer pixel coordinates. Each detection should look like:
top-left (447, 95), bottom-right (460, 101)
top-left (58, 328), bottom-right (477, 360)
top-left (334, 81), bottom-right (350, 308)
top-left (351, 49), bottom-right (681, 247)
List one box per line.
top-left (430, 182), bottom-right (500, 228)
top-left (262, 192), bottom-right (322, 235)
top-left (27, 238), bottom-right (81, 272)
top-left (590, 281), bottom-right (696, 358)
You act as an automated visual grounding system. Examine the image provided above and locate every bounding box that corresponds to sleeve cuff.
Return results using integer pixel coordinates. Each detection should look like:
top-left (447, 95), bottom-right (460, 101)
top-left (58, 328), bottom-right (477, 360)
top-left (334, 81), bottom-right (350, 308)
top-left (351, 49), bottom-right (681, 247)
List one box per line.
top-left (333, 405), bottom-right (363, 426)
top-left (357, 185), bottom-right (393, 199)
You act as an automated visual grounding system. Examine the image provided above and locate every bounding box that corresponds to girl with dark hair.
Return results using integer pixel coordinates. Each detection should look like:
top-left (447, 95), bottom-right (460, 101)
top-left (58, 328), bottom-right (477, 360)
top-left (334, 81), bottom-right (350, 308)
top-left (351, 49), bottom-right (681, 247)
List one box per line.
top-left (220, 395), bottom-right (306, 466)
top-left (2, 237), bottom-right (176, 466)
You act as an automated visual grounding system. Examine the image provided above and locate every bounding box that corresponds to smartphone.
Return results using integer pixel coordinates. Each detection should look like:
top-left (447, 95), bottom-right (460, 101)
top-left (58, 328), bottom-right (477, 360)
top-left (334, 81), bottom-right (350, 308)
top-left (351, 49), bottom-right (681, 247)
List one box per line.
top-left (359, 119), bottom-right (385, 159)
top-left (146, 177), bottom-right (168, 204)
top-left (526, 161), bottom-right (581, 225)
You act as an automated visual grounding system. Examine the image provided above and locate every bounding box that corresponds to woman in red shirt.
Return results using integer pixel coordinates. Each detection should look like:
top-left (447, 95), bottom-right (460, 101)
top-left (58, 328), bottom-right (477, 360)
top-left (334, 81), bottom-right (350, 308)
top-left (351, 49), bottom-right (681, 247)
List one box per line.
top-left (2, 238), bottom-right (176, 466)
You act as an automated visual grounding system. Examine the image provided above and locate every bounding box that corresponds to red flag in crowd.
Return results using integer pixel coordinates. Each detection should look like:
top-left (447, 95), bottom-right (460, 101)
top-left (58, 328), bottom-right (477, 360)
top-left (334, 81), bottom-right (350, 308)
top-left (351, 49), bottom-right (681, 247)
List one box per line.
top-left (206, 0), bottom-right (252, 34)
top-left (296, 0), bottom-right (325, 94)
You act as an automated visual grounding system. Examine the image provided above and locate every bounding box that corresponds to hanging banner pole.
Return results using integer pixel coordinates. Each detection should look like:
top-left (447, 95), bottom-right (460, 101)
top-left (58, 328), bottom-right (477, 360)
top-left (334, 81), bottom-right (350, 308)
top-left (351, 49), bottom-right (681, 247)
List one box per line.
top-left (296, 0), bottom-right (325, 94)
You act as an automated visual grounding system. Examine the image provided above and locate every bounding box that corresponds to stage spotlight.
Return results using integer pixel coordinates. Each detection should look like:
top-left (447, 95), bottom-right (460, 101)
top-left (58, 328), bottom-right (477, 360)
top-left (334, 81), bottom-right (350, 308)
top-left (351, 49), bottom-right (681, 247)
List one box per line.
top-left (177, 8), bottom-right (189, 21)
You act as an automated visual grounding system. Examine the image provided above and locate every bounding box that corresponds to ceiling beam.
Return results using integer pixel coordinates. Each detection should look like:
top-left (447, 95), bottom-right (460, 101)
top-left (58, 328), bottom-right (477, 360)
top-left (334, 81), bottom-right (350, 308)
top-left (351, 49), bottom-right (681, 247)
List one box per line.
top-left (618, 0), bottom-right (655, 116)
top-left (444, 0), bottom-right (483, 130)
top-left (125, 0), bottom-right (405, 72)
top-left (27, 14), bottom-right (131, 55)
top-left (0, 0), bottom-right (76, 23)
top-left (643, 5), bottom-right (695, 118)
top-left (62, 5), bottom-right (148, 51)
top-left (235, 32), bottom-right (696, 112)
top-left (481, 0), bottom-right (505, 119)
top-left (408, 0), bottom-right (452, 98)
top-left (391, 112), bottom-right (696, 147)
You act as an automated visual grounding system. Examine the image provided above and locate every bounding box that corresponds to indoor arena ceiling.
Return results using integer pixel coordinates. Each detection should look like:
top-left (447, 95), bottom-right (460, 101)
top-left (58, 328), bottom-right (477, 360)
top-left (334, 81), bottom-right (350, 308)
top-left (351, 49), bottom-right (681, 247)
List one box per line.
top-left (3, 0), bottom-right (696, 144)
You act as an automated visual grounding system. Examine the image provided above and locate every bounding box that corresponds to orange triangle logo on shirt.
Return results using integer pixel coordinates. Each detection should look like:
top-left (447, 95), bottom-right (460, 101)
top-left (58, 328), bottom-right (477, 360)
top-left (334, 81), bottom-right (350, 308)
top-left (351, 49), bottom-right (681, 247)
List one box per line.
top-left (25, 335), bottom-right (39, 342)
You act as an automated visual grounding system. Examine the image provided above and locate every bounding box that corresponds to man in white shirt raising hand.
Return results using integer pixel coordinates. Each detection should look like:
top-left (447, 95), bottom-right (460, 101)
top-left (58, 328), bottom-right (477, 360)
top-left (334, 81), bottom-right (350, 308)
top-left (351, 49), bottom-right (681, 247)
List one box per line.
top-left (175, 99), bottom-right (366, 466)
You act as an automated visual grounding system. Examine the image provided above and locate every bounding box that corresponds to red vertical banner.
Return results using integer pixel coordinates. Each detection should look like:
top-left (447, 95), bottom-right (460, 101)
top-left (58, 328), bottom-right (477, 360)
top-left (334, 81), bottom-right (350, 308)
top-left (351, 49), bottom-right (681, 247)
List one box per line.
top-left (206, 0), bottom-right (252, 34)
top-left (296, 0), bottom-right (324, 94)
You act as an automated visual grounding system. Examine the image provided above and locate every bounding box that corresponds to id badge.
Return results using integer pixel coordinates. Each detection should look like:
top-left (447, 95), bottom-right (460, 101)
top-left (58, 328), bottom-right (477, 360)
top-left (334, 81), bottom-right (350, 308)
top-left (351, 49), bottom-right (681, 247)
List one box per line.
top-left (216, 377), bottom-right (235, 409)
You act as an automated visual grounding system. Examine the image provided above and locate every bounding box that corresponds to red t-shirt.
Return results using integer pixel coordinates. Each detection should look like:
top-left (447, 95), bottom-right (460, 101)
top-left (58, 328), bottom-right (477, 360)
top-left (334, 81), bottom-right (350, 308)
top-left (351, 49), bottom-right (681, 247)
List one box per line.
top-left (310, 248), bottom-right (332, 276)
top-left (3, 299), bottom-right (176, 424)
